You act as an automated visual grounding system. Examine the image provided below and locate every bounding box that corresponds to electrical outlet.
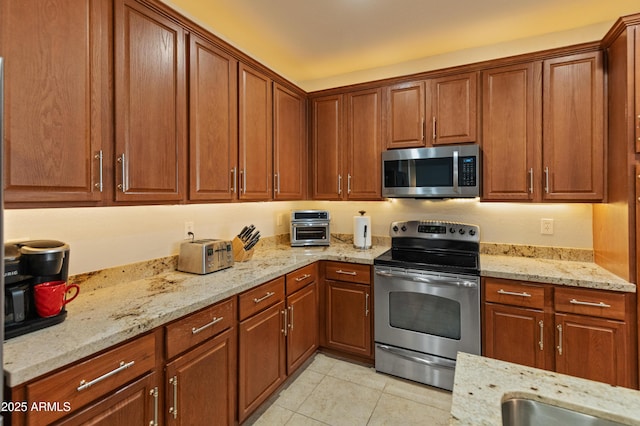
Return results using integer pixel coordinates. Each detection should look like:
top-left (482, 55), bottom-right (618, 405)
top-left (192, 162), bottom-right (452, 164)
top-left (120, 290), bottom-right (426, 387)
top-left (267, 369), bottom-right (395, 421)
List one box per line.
top-left (184, 221), bottom-right (195, 239)
top-left (540, 218), bottom-right (554, 235)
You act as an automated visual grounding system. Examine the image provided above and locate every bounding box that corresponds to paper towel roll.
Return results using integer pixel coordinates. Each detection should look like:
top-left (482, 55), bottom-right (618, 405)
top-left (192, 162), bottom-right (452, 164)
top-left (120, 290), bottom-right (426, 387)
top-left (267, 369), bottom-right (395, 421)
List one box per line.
top-left (353, 214), bottom-right (372, 249)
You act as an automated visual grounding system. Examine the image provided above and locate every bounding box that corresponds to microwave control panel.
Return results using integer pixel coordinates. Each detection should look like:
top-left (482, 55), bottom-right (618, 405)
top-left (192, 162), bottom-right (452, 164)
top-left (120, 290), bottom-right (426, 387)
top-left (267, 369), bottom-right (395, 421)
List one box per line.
top-left (459, 156), bottom-right (476, 186)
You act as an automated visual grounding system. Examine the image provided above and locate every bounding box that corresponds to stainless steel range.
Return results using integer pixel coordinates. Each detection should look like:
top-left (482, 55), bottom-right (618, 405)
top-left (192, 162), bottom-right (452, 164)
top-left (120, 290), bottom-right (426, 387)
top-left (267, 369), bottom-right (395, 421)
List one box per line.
top-left (373, 220), bottom-right (481, 391)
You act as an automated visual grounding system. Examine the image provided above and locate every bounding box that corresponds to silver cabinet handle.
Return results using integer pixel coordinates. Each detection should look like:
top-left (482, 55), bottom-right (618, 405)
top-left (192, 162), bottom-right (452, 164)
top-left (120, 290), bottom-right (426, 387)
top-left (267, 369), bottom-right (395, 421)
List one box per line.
top-left (94, 150), bottom-right (103, 192)
top-left (432, 117), bottom-right (437, 140)
top-left (240, 169), bottom-right (246, 194)
top-left (150, 386), bottom-right (159, 426)
top-left (231, 167), bottom-right (237, 193)
top-left (556, 324), bottom-right (563, 355)
top-left (295, 274), bottom-right (311, 282)
top-left (169, 376), bottom-right (178, 419)
top-left (282, 309), bottom-right (288, 336)
top-left (528, 168), bottom-right (534, 194)
top-left (191, 316), bottom-right (224, 335)
top-left (497, 289), bottom-right (531, 298)
top-left (420, 117), bottom-right (425, 141)
top-left (544, 166), bottom-right (550, 193)
top-left (347, 173), bottom-right (352, 194)
top-left (365, 293), bottom-right (370, 317)
top-left (116, 153), bottom-right (127, 192)
top-left (274, 173), bottom-right (280, 194)
top-left (288, 305), bottom-right (294, 331)
top-left (77, 360), bottom-right (135, 391)
top-left (336, 269), bottom-right (357, 276)
top-left (253, 291), bottom-right (275, 304)
top-left (538, 320), bottom-right (544, 350)
top-left (338, 174), bottom-right (342, 195)
top-left (569, 299), bottom-right (611, 308)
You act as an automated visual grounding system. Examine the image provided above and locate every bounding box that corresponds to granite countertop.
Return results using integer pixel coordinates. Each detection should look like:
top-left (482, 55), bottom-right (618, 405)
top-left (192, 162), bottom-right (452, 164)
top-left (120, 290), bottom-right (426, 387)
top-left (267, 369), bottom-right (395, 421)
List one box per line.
top-left (450, 353), bottom-right (640, 425)
top-left (3, 241), bottom-right (635, 388)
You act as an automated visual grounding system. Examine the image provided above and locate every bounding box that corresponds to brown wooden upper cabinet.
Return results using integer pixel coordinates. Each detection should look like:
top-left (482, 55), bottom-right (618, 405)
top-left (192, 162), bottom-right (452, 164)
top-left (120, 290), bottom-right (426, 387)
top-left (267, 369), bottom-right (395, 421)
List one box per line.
top-left (114, 0), bottom-right (187, 203)
top-left (636, 27), bottom-right (640, 153)
top-left (188, 33), bottom-right (239, 202)
top-left (384, 72), bottom-right (478, 149)
top-left (273, 84), bottom-right (307, 200)
top-left (482, 51), bottom-right (604, 202)
top-left (311, 89), bottom-right (382, 200)
top-left (238, 64), bottom-right (273, 201)
top-left (1, 0), bottom-right (110, 204)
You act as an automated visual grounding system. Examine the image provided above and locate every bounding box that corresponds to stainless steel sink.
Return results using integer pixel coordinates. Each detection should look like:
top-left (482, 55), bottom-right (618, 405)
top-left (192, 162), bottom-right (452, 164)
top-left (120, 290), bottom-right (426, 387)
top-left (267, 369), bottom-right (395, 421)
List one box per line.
top-left (501, 398), bottom-right (627, 426)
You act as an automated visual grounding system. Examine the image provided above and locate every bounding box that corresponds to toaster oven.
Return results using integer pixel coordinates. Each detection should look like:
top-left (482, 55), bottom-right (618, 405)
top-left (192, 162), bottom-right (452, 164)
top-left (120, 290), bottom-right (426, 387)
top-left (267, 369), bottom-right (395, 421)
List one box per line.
top-left (178, 239), bottom-right (234, 274)
top-left (290, 210), bottom-right (330, 247)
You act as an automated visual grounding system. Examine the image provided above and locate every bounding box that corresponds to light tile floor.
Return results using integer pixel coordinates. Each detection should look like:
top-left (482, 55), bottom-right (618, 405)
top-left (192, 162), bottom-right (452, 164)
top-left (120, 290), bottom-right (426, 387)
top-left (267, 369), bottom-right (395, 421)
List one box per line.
top-left (244, 353), bottom-right (453, 426)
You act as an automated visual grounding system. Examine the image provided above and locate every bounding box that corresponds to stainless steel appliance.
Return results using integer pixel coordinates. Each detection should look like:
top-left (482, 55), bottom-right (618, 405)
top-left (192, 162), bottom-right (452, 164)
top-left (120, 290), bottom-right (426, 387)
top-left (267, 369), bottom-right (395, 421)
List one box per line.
top-left (381, 144), bottom-right (481, 198)
top-left (374, 220), bottom-right (481, 391)
top-left (4, 240), bottom-right (71, 339)
top-left (177, 239), bottom-right (234, 274)
top-left (290, 210), bottom-right (330, 247)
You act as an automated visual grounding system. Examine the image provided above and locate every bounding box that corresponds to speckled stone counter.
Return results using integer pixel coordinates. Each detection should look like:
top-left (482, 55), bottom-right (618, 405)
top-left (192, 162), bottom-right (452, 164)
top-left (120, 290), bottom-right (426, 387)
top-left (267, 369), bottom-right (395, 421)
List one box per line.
top-left (450, 353), bottom-right (640, 425)
top-left (4, 241), bottom-right (635, 388)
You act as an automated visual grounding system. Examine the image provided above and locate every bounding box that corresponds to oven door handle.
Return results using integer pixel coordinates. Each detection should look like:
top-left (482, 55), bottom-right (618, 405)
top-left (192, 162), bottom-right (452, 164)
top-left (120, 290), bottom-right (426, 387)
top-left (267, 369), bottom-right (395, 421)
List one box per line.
top-left (377, 344), bottom-right (456, 370)
top-left (375, 270), bottom-right (477, 288)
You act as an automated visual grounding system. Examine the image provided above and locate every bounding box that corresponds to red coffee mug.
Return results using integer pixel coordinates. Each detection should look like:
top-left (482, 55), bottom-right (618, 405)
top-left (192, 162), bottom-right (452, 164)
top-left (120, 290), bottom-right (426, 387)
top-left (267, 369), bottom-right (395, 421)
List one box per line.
top-left (33, 280), bottom-right (80, 318)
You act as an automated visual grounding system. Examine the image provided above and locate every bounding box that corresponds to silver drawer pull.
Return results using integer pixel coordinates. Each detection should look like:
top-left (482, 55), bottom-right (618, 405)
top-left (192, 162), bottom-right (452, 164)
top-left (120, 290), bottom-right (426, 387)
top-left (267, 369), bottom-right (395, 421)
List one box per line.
top-left (253, 291), bottom-right (275, 303)
top-left (569, 299), bottom-right (611, 308)
top-left (77, 360), bottom-right (135, 391)
top-left (497, 289), bottom-right (531, 298)
top-left (295, 274), bottom-right (311, 282)
top-left (191, 316), bottom-right (224, 334)
top-left (336, 269), bottom-right (357, 276)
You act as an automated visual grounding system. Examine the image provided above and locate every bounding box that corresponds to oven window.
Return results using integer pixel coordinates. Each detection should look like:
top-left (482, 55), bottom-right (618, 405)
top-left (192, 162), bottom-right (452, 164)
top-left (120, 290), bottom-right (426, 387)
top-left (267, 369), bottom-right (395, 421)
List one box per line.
top-left (415, 158), bottom-right (453, 187)
top-left (294, 227), bottom-right (326, 240)
top-left (389, 291), bottom-right (461, 340)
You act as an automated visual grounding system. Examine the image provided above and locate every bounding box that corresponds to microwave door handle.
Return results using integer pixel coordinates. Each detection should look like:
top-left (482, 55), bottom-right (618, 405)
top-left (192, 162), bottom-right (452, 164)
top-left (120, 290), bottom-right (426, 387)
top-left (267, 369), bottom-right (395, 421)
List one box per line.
top-left (452, 150), bottom-right (459, 193)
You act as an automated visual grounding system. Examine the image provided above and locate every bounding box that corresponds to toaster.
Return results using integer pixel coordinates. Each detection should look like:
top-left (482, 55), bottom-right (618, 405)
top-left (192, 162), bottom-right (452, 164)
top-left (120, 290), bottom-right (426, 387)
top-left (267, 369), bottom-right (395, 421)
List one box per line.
top-left (178, 239), bottom-right (234, 274)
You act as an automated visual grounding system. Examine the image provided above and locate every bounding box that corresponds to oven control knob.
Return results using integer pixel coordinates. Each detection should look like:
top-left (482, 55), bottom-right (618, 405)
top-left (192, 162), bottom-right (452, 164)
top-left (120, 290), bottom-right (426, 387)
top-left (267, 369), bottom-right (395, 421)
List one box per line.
top-left (401, 225), bottom-right (407, 232)
top-left (469, 229), bottom-right (476, 236)
top-left (459, 229), bottom-right (466, 235)
top-left (449, 227), bottom-right (455, 234)
top-left (392, 225), bottom-right (399, 232)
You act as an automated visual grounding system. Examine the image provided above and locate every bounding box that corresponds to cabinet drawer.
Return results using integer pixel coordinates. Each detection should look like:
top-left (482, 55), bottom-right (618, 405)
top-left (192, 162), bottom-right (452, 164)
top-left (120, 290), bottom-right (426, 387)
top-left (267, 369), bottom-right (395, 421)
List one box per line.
top-left (286, 263), bottom-right (318, 295)
top-left (325, 261), bottom-right (371, 285)
top-left (25, 333), bottom-right (157, 426)
top-left (554, 287), bottom-right (627, 320)
top-left (484, 278), bottom-right (546, 309)
top-left (166, 297), bottom-right (236, 359)
top-left (239, 276), bottom-right (285, 321)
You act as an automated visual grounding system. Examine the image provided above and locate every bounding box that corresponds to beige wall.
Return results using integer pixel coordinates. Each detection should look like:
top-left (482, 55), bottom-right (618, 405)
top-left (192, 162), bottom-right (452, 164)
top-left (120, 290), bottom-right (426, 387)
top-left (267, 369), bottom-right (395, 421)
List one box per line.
top-left (5, 201), bottom-right (592, 275)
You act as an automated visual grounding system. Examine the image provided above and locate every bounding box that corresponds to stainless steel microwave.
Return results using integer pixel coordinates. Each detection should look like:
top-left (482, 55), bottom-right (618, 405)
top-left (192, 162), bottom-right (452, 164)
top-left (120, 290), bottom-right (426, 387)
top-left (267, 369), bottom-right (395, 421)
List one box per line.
top-left (381, 144), bottom-right (481, 198)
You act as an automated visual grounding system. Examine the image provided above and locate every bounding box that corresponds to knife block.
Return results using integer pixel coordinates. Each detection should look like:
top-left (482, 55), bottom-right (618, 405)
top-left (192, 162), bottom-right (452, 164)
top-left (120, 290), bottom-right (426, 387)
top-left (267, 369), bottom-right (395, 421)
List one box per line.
top-left (232, 236), bottom-right (254, 262)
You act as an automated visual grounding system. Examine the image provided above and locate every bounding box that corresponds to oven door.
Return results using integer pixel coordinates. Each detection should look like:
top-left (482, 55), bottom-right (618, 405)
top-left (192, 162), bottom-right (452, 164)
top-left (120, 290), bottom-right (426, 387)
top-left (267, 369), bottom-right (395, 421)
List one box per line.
top-left (374, 266), bottom-right (480, 360)
top-left (290, 222), bottom-right (330, 246)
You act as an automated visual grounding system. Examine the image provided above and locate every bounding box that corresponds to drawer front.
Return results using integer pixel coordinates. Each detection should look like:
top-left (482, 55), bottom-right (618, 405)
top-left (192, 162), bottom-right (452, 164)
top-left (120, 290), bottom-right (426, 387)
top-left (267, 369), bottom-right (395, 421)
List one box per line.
top-left (26, 333), bottom-right (157, 426)
top-left (286, 263), bottom-right (318, 295)
top-left (166, 297), bottom-right (236, 359)
top-left (484, 278), bottom-right (546, 309)
top-left (325, 261), bottom-right (371, 285)
top-left (554, 287), bottom-right (627, 320)
top-left (239, 276), bottom-right (285, 321)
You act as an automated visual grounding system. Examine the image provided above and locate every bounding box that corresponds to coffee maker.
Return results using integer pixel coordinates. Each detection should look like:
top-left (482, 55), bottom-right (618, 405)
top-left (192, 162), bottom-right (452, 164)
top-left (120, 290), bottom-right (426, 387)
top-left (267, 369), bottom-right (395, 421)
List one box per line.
top-left (4, 240), bottom-right (70, 339)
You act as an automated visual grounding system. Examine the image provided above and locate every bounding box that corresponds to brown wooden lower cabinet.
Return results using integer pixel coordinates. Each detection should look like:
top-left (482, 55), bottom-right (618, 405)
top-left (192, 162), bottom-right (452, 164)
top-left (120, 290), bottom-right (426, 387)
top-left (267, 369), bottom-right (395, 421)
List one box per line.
top-left (483, 277), bottom-right (638, 389)
top-left (286, 281), bottom-right (319, 374)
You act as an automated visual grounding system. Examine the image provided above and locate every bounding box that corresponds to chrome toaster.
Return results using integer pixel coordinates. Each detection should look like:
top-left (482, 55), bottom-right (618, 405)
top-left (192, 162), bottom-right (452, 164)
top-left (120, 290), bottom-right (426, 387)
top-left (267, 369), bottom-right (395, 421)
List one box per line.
top-left (178, 239), bottom-right (234, 274)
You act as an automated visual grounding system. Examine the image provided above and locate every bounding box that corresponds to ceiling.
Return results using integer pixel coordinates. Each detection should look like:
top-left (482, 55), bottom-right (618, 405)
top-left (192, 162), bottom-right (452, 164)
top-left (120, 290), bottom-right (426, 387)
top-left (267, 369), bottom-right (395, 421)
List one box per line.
top-left (164, 0), bottom-right (640, 91)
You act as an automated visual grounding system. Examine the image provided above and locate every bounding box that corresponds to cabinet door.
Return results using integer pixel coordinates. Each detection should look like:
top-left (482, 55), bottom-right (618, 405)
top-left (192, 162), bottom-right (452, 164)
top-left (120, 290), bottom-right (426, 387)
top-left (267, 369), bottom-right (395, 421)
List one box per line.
top-left (542, 52), bottom-right (604, 201)
top-left (484, 303), bottom-right (548, 370)
top-left (635, 27), bottom-right (640, 153)
top-left (555, 313), bottom-right (629, 387)
top-left (188, 34), bottom-right (238, 202)
top-left (166, 327), bottom-right (237, 426)
top-left (427, 72), bottom-right (478, 145)
top-left (312, 95), bottom-right (343, 199)
top-left (238, 63), bottom-right (272, 200)
top-left (273, 83), bottom-right (306, 200)
top-left (385, 81), bottom-right (426, 148)
top-left (286, 282), bottom-right (319, 375)
top-left (54, 372), bottom-right (160, 426)
top-left (114, 0), bottom-right (186, 202)
top-left (325, 280), bottom-right (372, 358)
top-left (482, 63), bottom-right (542, 201)
top-left (1, 0), bottom-right (109, 204)
top-left (345, 88), bottom-right (382, 200)
top-left (238, 302), bottom-right (286, 423)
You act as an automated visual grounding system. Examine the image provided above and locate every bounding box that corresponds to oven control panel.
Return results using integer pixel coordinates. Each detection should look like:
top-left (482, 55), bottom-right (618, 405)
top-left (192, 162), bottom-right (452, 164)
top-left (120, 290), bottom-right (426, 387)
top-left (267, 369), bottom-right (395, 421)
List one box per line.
top-left (389, 220), bottom-right (479, 242)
